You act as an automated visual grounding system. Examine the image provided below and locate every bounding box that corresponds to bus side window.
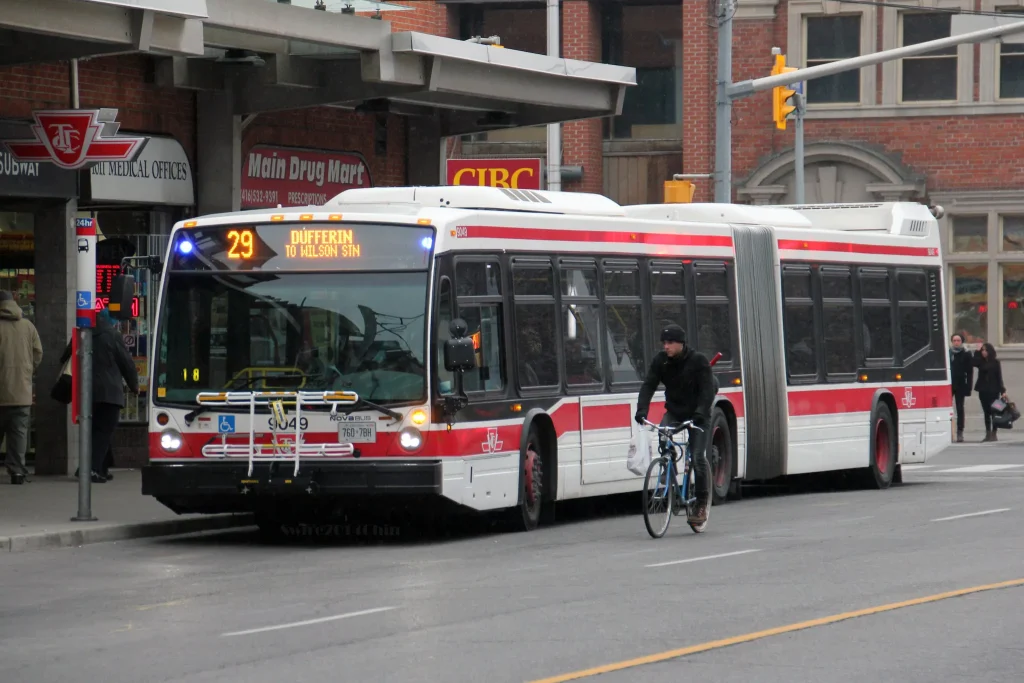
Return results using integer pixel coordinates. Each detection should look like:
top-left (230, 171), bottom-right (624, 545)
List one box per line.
top-left (436, 277), bottom-right (454, 395)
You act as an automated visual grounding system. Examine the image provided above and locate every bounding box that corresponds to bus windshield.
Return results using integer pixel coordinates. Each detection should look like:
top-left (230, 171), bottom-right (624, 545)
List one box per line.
top-left (154, 271), bottom-right (428, 407)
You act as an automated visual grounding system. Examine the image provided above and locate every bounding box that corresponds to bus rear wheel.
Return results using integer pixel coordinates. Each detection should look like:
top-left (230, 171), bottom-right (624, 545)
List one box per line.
top-left (513, 425), bottom-right (544, 532)
top-left (709, 408), bottom-right (733, 505)
top-left (866, 403), bottom-right (896, 489)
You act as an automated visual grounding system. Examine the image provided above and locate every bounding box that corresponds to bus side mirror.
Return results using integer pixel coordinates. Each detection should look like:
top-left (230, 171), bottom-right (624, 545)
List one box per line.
top-left (444, 318), bottom-right (476, 372)
top-left (108, 274), bottom-right (136, 321)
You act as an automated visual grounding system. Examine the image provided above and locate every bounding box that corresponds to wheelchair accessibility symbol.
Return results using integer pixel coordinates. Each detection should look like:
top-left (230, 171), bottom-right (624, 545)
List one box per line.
top-left (218, 415), bottom-right (236, 433)
top-left (76, 291), bottom-right (92, 309)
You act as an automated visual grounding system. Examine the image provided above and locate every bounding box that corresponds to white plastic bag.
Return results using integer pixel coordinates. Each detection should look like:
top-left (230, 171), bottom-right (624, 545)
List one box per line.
top-left (626, 426), bottom-right (653, 476)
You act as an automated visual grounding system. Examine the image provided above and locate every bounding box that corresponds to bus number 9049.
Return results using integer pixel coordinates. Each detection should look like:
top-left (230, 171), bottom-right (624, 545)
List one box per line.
top-left (268, 417), bottom-right (309, 431)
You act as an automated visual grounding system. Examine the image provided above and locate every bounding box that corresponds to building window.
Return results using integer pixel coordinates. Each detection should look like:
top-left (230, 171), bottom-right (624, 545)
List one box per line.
top-left (900, 12), bottom-right (958, 101)
top-left (602, 2), bottom-right (682, 140)
top-left (1001, 215), bottom-right (1024, 251)
top-left (950, 263), bottom-right (988, 343)
top-left (805, 15), bottom-right (861, 104)
top-left (1003, 264), bottom-right (1024, 343)
top-left (998, 8), bottom-right (1024, 99)
top-left (951, 215), bottom-right (988, 252)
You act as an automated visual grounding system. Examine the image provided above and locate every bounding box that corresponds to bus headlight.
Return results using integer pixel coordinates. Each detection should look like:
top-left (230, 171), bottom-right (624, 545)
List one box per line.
top-left (398, 427), bottom-right (423, 452)
top-left (160, 429), bottom-right (183, 452)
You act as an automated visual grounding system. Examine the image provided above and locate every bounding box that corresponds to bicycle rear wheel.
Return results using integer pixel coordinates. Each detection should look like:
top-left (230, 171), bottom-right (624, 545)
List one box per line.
top-left (643, 455), bottom-right (674, 538)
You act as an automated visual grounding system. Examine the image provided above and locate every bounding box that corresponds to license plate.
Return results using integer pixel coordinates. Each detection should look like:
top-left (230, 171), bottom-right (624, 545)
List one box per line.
top-left (338, 421), bottom-right (377, 443)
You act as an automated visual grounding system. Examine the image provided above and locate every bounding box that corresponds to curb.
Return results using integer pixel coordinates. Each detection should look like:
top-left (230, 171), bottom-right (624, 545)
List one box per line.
top-left (0, 513), bottom-right (255, 553)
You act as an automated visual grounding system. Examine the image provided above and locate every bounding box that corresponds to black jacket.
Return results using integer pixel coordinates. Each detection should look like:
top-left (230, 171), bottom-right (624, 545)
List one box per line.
top-left (949, 348), bottom-right (973, 397)
top-left (91, 317), bottom-right (139, 406)
top-left (973, 354), bottom-right (1005, 398)
top-left (636, 347), bottom-right (715, 423)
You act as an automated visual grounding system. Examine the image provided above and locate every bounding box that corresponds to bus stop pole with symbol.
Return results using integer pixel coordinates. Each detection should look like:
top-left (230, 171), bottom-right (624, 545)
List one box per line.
top-left (72, 217), bottom-right (97, 522)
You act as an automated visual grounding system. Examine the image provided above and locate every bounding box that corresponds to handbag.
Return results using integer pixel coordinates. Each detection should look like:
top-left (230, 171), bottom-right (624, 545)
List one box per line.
top-left (49, 340), bottom-right (73, 404)
top-left (991, 396), bottom-right (1021, 429)
top-left (626, 425), bottom-right (654, 476)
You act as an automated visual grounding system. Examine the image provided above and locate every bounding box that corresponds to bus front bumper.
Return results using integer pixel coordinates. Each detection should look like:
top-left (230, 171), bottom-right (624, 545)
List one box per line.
top-left (142, 460), bottom-right (443, 512)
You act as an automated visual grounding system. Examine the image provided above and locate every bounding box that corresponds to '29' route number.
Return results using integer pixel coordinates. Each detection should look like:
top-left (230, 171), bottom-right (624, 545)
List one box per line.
top-left (268, 417), bottom-right (308, 430)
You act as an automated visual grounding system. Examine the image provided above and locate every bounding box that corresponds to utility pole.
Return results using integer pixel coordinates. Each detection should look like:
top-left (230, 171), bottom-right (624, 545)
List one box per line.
top-left (714, 16), bottom-right (1024, 204)
top-left (793, 91), bottom-right (805, 205)
top-left (546, 0), bottom-right (561, 191)
top-left (713, 0), bottom-right (733, 203)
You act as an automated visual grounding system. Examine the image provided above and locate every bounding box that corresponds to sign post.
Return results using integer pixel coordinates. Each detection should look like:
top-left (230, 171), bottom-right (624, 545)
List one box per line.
top-left (72, 217), bottom-right (97, 522)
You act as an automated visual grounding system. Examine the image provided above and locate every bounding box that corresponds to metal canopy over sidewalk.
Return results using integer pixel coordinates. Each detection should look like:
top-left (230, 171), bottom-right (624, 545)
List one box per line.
top-left (0, 0), bottom-right (635, 135)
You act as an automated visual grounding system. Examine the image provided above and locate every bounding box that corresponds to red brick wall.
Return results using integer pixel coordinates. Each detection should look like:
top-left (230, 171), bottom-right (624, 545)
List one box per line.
top-left (376, 1), bottom-right (456, 36)
top-left (562, 0), bottom-right (603, 194)
top-left (0, 56), bottom-right (196, 164)
top-left (682, 0), bottom-right (715, 201)
top-left (242, 108), bottom-right (407, 187)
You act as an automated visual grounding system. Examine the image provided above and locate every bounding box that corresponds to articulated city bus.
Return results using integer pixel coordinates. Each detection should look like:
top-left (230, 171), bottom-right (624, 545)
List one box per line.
top-left (137, 186), bottom-right (952, 534)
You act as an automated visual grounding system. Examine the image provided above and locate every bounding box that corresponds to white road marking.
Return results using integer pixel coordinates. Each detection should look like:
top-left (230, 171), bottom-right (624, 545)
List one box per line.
top-left (935, 465), bottom-right (1024, 473)
top-left (930, 508), bottom-right (1011, 522)
top-left (899, 464), bottom-right (932, 471)
top-left (646, 549), bottom-right (761, 568)
top-left (221, 606), bottom-right (397, 637)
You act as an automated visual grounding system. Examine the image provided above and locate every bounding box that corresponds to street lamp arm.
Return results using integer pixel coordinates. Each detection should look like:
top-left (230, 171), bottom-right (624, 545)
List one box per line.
top-left (728, 18), bottom-right (1024, 98)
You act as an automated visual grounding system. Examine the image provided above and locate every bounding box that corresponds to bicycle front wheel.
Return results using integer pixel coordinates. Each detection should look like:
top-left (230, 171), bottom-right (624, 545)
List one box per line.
top-left (643, 456), bottom-right (674, 538)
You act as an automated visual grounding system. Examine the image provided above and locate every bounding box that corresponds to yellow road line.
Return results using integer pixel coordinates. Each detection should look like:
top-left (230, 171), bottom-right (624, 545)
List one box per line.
top-left (527, 577), bottom-right (1024, 683)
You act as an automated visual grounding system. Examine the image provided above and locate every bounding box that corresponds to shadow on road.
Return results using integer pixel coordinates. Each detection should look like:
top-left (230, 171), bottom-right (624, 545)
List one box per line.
top-left (156, 468), bottom-right (929, 550)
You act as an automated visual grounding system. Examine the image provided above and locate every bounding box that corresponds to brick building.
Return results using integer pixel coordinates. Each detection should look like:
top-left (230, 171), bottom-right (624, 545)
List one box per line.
top-left (0, 0), bottom-right (630, 475)
top-left (439, 0), bottom-right (1024, 433)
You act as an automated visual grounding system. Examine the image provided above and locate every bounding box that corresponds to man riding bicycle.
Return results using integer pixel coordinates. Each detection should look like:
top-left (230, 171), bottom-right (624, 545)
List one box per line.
top-left (634, 324), bottom-right (716, 525)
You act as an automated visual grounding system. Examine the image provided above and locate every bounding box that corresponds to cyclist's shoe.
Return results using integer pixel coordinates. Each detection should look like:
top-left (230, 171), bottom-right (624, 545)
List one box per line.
top-left (688, 501), bottom-right (708, 525)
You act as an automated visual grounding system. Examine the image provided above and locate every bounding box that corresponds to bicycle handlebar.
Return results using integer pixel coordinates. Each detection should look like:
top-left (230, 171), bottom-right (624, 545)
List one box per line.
top-left (642, 418), bottom-right (703, 435)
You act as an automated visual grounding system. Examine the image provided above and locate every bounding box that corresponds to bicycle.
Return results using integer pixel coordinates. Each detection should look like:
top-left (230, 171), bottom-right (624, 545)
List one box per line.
top-left (641, 418), bottom-right (708, 538)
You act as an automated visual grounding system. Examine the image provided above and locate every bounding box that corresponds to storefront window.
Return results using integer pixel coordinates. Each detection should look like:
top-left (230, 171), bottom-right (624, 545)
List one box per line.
top-left (603, 2), bottom-right (682, 140)
top-left (0, 211), bottom-right (35, 320)
top-left (951, 263), bottom-right (987, 343)
top-left (950, 215), bottom-right (987, 252)
top-left (1002, 264), bottom-right (1024, 344)
top-left (1001, 215), bottom-right (1024, 252)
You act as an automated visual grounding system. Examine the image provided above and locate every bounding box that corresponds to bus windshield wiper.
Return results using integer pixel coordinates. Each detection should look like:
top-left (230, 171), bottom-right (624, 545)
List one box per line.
top-left (335, 397), bottom-right (402, 422)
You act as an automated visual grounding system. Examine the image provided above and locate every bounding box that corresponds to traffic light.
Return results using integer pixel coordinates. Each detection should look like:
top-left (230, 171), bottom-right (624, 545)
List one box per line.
top-left (663, 179), bottom-right (695, 203)
top-left (771, 54), bottom-right (798, 130)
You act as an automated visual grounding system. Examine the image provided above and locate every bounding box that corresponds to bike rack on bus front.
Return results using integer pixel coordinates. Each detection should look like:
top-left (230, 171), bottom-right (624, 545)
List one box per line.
top-left (194, 390), bottom-right (361, 477)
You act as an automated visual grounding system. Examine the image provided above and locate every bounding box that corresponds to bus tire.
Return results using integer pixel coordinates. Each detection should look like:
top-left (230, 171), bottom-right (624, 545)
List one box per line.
top-left (513, 423), bottom-right (544, 532)
top-left (709, 408), bottom-right (733, 505)
top-left (867, 403), bottom-right (897, 489)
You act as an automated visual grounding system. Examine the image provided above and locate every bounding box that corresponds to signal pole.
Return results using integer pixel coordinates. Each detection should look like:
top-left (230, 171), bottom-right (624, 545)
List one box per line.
top-left (793, 91), bottom-right (805, 205)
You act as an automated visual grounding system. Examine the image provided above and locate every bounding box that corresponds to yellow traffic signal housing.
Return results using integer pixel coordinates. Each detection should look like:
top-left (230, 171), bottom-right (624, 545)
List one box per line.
top-left (663, 179), bottom-right (695, 203)
top-left (770, 54), bottom-right (798, 130)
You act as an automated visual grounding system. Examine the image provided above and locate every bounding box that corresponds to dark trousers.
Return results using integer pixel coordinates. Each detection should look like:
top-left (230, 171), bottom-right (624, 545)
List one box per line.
top-left (953, 393), bottom-right (965, 433)
top-left (661, 412), bottom-right (710, 506)
top-left (91, 402), bottom-right (121, 476)
top-left (979, 392), bottom-right (1000, 433)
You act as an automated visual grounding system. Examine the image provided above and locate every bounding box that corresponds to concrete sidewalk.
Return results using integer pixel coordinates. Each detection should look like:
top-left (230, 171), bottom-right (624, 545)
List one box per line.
top-left (0, 468), bottom-right (253, 553)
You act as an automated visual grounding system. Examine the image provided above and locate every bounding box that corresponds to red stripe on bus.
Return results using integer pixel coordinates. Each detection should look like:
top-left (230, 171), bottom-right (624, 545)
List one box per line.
top-left (788, 384), bottom-right (952, 416)
top-left (777, 239), bottom-right (938, 258)
top-left (463, 225), bottom-right (734, 249)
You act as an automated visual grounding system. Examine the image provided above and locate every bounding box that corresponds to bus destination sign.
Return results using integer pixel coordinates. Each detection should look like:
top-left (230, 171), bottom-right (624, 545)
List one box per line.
top-left (171, 222), bottom-right (434, 272)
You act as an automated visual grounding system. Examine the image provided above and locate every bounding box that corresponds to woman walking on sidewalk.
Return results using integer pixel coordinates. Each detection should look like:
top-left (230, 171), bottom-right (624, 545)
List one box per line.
top-left (973, 342), bottom-right (1006, 442)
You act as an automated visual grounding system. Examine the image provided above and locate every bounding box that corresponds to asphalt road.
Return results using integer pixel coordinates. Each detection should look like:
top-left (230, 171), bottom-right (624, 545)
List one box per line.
top-left (4, 441), bottom-right (1024, 683)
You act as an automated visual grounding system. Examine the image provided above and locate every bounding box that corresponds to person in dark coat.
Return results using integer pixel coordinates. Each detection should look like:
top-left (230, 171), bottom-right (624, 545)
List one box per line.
top-left (972, 342), bottom-right (1006, 442)
top-left (86, 308), bottom-right (139, 482)
top-left (949, 333), bottom-right (974, 443)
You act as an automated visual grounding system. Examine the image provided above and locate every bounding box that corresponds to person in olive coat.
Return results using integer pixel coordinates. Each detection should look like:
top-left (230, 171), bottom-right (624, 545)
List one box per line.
top-left (949, 333), bottom-right (973, 443)
top-left (972, 342), bottom-right (1006, 442)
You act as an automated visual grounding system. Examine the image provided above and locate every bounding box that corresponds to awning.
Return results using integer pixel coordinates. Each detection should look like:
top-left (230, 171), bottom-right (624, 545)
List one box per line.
top-left (0, 0), bottom-right (635, 135)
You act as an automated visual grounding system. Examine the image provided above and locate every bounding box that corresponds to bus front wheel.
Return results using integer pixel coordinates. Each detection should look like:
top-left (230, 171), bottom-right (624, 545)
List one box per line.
top-left (513, 424), bottom-right (544, 532)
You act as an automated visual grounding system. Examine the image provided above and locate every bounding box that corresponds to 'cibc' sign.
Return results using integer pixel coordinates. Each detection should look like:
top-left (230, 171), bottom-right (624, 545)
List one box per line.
top-left (446, 158), bottom-right (541, 190)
